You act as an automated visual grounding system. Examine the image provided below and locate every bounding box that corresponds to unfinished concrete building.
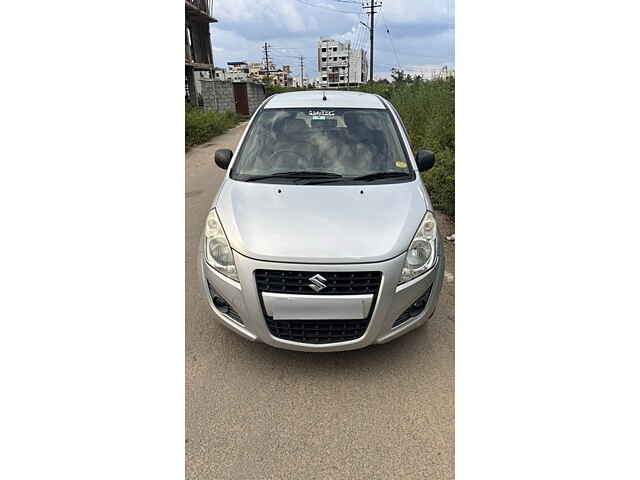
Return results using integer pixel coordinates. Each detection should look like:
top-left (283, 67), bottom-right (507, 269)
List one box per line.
top-left (317, 37), bottom-right (368, 88)
top-left (185, 0), bottom-right (218, 106)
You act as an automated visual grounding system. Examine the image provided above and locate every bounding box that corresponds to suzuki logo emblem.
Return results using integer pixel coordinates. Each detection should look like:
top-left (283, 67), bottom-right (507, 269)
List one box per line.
top-left (308, 274), bottom-right (328, 292)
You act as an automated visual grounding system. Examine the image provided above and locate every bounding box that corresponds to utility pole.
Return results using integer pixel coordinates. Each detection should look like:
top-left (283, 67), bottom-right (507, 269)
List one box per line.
top-left (363, 1), bottom-right (381, 83)
top-left (263, 42), bottom-right (271, 82)
top-left (300, 55), bottom-right (304, 88)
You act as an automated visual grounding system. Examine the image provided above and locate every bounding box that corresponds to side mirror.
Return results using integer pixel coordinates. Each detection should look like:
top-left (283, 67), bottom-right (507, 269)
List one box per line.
top-left (415, 150), bottom-right (436, 172)
top-left (214, 149), bottom-right (233, 170)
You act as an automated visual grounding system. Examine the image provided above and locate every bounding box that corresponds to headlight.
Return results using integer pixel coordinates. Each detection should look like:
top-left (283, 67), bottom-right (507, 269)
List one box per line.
top-left (204, 209), bottom-right (238, 281)
top-left (398, 211), bottom-right (438, 284)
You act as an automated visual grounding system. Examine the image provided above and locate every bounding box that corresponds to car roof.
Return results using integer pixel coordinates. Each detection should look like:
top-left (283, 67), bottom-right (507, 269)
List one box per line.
top-left (264, 90), bottom-right (387, 110)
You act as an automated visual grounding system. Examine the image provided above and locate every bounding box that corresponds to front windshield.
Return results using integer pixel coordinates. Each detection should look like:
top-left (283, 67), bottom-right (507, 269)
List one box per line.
top-left (230, 107), bottom-right (414, 183)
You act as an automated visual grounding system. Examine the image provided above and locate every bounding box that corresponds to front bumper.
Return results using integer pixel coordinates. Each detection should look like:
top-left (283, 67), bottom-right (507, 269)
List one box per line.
top-left (199, 248), bottom-right (444, 352)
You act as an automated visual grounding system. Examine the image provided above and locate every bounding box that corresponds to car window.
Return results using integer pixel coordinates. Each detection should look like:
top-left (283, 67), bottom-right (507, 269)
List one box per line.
top-left (230, 108), bottom-right (414, 183)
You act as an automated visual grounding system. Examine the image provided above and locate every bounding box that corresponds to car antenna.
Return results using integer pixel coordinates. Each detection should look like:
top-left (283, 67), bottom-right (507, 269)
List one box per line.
top-left (322, 90), bottom-right (327, 101)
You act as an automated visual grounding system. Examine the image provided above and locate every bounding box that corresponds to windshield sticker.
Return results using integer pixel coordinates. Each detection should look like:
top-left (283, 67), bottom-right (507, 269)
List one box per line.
top-left (395, 161), bottom-right (407, 168)
top-left (308, 110), bottom-right (335, 117)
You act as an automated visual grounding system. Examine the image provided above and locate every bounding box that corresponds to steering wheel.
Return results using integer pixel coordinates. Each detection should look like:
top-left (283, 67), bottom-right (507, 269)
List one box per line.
top-left (267, 149), bottom-right (309, 169)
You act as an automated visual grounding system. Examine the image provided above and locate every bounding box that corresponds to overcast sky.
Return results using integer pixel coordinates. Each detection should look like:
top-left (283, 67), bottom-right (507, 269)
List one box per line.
top-left (210, 0), bottom-right (454, 80)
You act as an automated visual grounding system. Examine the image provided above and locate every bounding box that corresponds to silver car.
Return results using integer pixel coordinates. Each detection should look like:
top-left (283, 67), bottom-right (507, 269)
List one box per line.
top-left (199, 90), bottom-right (444, 352)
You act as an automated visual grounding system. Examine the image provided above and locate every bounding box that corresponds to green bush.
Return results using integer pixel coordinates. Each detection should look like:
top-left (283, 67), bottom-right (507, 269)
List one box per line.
top-left (422, 148), bottom-right (455, 216)
top-left (264, 84), bottom-right (311, 98)
top-left (185, 108), bottom-right (241, 149)
top-left (359, 77), bottom-right (455, 216)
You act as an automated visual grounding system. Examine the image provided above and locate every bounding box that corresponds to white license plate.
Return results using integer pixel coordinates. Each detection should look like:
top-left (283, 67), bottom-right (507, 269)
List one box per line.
top-left (262, 293), bottom-right (373, 320)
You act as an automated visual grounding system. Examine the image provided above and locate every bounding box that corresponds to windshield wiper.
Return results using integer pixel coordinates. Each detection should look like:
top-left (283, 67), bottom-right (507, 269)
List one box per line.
top-left (351, 171), bottom-right (411, 182)
top-left (303, 178), bottom-right (345, 185)
top-left (243, 171), bottom-right (343, 182)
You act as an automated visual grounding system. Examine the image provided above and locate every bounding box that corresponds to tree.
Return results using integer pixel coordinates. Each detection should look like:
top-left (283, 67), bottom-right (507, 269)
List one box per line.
top-left (391, 68), bottom-right (405, 83)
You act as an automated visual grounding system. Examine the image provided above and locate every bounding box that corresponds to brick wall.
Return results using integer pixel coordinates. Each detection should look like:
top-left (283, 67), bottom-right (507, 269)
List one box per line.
top-left (246, 82), bottom-right (266, 115)
top-left (200, 80), bottom-right (235, 112)
top-left (201, 80), bottom-right (265, 114)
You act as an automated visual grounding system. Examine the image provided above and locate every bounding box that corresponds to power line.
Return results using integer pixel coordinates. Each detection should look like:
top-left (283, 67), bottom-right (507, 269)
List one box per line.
top-left (271, 45), bottom-right (321, 81)
top-left (380, 8), bottom-right (401, 70)
top-left (345, 9), bottom-right (361, 49)
top-left (351, 13), bottom-right (367, 53)
top-left (353, 21), bottom-right (366, 53)
top-left (346, 15), bottom-right (368, 84)
top-left (357, 15), bottom-right (368, 49)
top-left (270, 54), bottom-right (302, 60)
top-left (295, 0), bottom-right (360, 14)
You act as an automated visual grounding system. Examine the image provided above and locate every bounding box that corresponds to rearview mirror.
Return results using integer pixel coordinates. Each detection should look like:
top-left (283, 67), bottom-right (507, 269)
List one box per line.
top-left (214, 149), bottom-right (233, 170)
top-left (415, 150), bottom-right (435, 172)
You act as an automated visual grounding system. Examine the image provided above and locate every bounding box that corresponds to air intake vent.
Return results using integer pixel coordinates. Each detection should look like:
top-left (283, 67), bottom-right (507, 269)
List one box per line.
top-left (255, 270), bottom-right (382, 295)
top-left (392, 286), bottom-right (433, 328)
top-left (265, 318), bottom-right (368, 344)
top-left (207, 280), bottom-right (243, 325)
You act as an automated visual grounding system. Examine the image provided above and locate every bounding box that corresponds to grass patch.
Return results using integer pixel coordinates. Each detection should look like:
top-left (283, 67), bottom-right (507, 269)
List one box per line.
top-left (185, 107), bottom-right (242, 149)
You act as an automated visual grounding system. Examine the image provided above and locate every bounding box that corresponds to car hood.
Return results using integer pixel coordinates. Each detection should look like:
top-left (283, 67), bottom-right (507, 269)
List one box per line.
top-left (214, 180), bottom-right (427, 264)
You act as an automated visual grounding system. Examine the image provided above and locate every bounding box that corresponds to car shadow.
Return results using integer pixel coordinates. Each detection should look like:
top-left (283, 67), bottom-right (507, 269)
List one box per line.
top-left (209, 316), bottom-right (437, 381)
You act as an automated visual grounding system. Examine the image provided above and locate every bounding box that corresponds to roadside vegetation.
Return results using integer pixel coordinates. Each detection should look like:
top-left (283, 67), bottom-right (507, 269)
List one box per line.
top-left (359, 76), bottom-right (455, 216)
top-left (185, 105), bottom-right (241, 150)
top-left (264, 84), bottom-right (308, 97)
top-left (266, 75), bottom-right (455, 216)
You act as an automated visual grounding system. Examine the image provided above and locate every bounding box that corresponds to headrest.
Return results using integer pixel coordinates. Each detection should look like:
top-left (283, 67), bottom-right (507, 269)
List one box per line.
top-left (311, 119), bottom-right (338, 129)
top-left (343, 111), bottom-right (366, 129)
top-left (283, 118), bottom-right (308, 135)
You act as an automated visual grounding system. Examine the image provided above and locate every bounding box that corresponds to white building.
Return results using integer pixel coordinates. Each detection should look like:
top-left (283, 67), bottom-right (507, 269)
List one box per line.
top-left (213, 67), bottom-right (227, 81)
top-left (317, 37), bottom-right (368, 88)
top-left (225, 62), bottom-right (250, 82)
top-left (431, 65), bottom-right (454, 80)
top-left (291, 77), bottom-right (310, 88)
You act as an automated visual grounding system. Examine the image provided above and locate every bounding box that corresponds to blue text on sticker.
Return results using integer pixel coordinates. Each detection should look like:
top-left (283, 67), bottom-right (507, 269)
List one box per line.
top-left (312, 116), bottom-right (326, 120)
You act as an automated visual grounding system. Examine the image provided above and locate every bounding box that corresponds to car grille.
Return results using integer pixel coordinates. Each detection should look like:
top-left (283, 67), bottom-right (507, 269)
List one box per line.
top-left (265, 318), bottom-right (369, 344)
top-left (256, 270), bottom-right (380, 344)
top-left (255, 270), bottom-right (382, 295)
